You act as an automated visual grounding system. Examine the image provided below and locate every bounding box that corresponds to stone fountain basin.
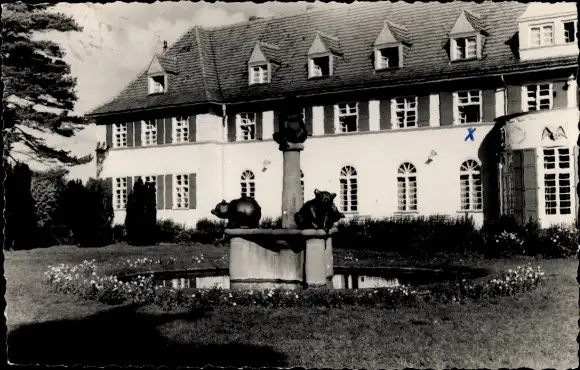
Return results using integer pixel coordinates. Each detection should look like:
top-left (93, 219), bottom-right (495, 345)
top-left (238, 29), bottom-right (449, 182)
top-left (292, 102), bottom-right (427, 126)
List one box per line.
top-left (118, 265), bottom-right (490, 291)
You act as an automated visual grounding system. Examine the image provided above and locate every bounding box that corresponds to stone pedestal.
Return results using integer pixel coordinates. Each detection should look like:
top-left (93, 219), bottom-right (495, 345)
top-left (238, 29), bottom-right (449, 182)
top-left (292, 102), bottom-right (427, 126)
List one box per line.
top-left (226, 228), bottom-right (336, 290)
top-left (281, 143), bottom-right (304, 229)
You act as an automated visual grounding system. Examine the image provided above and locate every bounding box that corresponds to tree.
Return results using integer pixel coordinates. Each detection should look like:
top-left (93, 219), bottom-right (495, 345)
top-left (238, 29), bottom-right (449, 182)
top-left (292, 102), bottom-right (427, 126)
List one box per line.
top-left (4, 161), bottom-right (38, 250)
top-left (125, 178), bottom-right (158, 246)
top-left (2, 2), bottom-right (92, 166)
top-left (64, 178), bottom-right (114, 248)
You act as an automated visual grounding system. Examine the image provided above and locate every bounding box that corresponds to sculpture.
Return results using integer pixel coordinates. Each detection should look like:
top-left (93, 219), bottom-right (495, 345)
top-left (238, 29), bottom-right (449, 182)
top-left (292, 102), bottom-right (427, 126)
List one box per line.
top-left (294, 189), bottom-right (345, 231)
top-left (211, 195), bottom-right (262, 229)
top-left (273, 104), bottom-right (308, 150)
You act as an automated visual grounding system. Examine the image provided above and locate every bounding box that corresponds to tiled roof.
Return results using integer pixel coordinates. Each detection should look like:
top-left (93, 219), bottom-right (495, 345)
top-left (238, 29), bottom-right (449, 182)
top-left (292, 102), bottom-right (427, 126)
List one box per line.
top-left (88, 1), bottom-right (577, 117)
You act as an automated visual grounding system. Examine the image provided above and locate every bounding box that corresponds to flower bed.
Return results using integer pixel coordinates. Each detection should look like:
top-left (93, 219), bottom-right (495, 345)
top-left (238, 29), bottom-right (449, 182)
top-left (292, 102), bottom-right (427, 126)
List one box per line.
top-left (44, 258), bottom-right (546, 310)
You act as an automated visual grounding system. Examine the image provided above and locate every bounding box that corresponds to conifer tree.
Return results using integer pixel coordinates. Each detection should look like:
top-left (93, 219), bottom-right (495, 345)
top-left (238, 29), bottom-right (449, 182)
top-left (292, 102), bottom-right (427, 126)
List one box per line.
top-left (2, 2), bottom-right (92, 166)
top-left (125, 178), bottom-right (158, 246)
top-left (4, 161), bottom-right (37, 250)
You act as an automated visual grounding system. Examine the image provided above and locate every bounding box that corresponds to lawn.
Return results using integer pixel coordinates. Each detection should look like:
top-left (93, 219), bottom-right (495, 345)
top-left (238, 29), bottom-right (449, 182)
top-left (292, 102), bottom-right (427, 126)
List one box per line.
top-left (5, 243), bottom-right (578, 368)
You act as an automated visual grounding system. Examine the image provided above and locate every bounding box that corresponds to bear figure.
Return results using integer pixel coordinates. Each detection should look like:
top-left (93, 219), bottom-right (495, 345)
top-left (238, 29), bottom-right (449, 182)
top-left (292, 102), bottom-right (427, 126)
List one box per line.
top-left (273, 105), bottom-right (308, 150)
top-left (211, 195), bottom-right (262, 229)
top-left (294, 189), bottom-right (345, 232)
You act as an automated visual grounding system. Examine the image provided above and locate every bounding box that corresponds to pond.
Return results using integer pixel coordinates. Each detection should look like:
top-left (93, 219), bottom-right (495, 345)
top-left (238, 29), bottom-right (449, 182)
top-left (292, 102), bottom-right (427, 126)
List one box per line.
top-left (121, 266), bottom-right (489, 291)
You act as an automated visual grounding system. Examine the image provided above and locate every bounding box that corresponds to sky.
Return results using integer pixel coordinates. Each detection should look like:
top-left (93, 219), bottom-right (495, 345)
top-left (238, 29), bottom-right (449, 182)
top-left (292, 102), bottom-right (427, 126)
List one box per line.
top-left (28, 1), bottom-right (349, 180)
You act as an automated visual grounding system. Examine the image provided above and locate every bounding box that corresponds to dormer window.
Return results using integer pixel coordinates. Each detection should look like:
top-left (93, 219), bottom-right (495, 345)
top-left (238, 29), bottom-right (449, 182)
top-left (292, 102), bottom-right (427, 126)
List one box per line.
top-left (375, 46), bottom-right (400, 70)
top-left (149, 75), bottom-right (166, 94)
top-left (307, 32), bottom-right (341, 79)
top-left (530, 23), bottom-right (554, 47)
top-left (452, 36), bottom-right (478, 60)
top-left (448, 9), bottom-right (486, 62)
top-left (309, 56), bottom-right (331, 77)
top-left (146, 51), bottom-right (176, 95)
top-left (248, 41), bottom-right (279, 85)
top-left (373, 20), bottom-right (410, 70)
top-left (250, 64), bottom-right (269, 84)
top-left (517, 3), bottom-right (578, 61)
top-left (563, 21), bottom-right (577, 43)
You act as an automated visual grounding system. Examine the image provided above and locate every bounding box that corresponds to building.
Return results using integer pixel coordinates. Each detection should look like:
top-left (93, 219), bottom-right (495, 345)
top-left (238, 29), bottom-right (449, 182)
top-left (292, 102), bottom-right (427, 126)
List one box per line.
top-left (87, 1), bottom-right (579, 229)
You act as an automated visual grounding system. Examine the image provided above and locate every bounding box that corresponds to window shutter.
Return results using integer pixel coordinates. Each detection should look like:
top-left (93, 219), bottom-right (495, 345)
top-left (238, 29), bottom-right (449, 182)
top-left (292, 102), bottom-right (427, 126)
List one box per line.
top-left (156, 174), bottom-right (165, 209)
top-left (358, 101), bottom-right (370, 132)
top-left (227, 113), bottom-right (237, 142)
top-left (379, 100), bottom-right (391, 130)
top-left (417, 95), bottom-right (430, 127)
top-left (127, 121), bottom-right (135, 147)
top-left (188, 115), bottom-right (196, 142)
top-left (323, 105), bottom-right (334, 134)
top-left (507, 85), bottom-right (521, 115)
top-left (575, 145), bottom-right (580, 228)
top-left (273, 109), bottom-right (280, 135)
top-left (106, 124), bottom-right (113, 148)
top-left (105, 177), bottom-right (113, 201)
top-left (126, 176), bottom-right (133, 197)
top-left (134, 121), bottom-right (142, 147)
top-left (522, 148), bottom-right (538, 225)
top-left (164, 118), bottom-right (173, 144)
top-left (304, 106), bottom-right (313, 136)
top-left (256, 112), bottom-right (263, 140)
top-left (189, 173), bottom-right (197, 209)
top-left (164, 174), bottom-right (173, 210)
top-left (512, 150), bottom-right (524, 225)
top-left (439, 92), bottom-right (454, 126)
top-left (482, 89), bottom-right (496, 122)
top-left (553, 81), bottom-right (567, 109)
top-left (156, 118), bottom-right (165, 145)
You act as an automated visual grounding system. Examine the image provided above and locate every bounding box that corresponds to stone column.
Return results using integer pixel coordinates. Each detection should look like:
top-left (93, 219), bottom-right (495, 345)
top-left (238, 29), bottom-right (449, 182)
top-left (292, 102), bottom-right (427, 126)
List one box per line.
top-left (281, 143), bottom-right (304, 229)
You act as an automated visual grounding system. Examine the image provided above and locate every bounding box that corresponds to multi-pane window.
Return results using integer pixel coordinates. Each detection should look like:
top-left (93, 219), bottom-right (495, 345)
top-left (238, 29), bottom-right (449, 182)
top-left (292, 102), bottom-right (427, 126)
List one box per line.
top-left (500, 153), bottom-right (515, 217)
top-left (173, 174), bottom-right (189, 209)
top-left (453, 37), bottom-right (477, 60)
top-left (543, 147), bottom-right (572, 215)
top-left (564, 21), bottom-right (577, 43)
top-left (309, 56), bottom-right (331, 77)
top-left (459, 160), bottom-right (483, 211)
top-left (114, 177), bottom-right (128, 210)
top-left (142, 120), bottom-right (157, 146)
top-left (113, 123), bottom-right (127, 148)
top-left (375, 47), bottom-right (400, 69)
top-left (237, 113), bottom-right (256, 141)
top-left (337, 103), bottom-right (358, 133)
top-left (241, 170), bottom-right (256, 198)
top-left (149, 75), bottom-right (165, 94)
top-left (173, 117), bottom-right (189, 143)
top-left (397, 162), bottom-right (417, 212)
top-left (526, 84), bottom-right (553, 111)
top-left (394, 97), bottom-right (418, 128)
top-left (530, 24), bottom-right (554, 47)
top-left (456, 90), bottom-right (482, 124)
top-left (250, 64), bottom-right (269, 84)
top-left (339, 166), bottom-right (358, 212)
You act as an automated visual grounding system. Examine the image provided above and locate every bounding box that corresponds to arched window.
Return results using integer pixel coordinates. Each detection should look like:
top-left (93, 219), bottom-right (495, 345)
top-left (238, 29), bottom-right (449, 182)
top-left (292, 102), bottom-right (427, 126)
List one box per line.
top-left (340, 166), bottom-right (358, 212)
top-left (397, 162), bottom-right (417, 211)
top-left (300, 170), bottom-right (305, 202)
top-left (460, 160), bottom-right (483, 211)
top-left (240, 170), bottom-right (255, 198)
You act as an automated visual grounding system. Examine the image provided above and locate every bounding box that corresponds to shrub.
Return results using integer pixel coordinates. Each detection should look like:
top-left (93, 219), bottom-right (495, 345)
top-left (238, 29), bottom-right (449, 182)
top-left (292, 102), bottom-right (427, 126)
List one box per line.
top-left (194, 218), bottom-right (226, 245)
top-left (157, 219), bottom-right (185, 243)
top-left (125, 178), bottom-right (157, 246)
top-left (260, 217), bottom-right (283, 229)
top-left (4, 162), bottom-right (37, 250)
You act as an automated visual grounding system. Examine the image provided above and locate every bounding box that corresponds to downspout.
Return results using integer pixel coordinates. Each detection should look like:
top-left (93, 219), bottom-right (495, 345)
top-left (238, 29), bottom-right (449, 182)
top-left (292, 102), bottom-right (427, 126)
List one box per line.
top-left (221, 103), bottom-right (227, 200)
top-left (498, 74), bottom-right (508, 218)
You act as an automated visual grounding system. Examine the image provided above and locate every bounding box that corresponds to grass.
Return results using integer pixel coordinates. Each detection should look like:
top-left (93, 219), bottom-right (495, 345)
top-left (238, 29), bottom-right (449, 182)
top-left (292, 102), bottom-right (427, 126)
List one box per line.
top-left (6, 243), bottom-right (579, 368)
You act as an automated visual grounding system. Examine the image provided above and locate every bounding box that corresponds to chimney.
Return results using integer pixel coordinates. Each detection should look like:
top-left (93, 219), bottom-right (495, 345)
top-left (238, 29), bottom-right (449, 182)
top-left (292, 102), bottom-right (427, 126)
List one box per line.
top-left (163, 40), bottom-right (168, 53)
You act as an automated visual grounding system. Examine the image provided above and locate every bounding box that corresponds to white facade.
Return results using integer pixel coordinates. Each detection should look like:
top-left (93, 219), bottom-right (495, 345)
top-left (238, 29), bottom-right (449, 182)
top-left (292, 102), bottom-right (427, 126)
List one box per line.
top-left (100, 100), bottom-right (579, 228)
